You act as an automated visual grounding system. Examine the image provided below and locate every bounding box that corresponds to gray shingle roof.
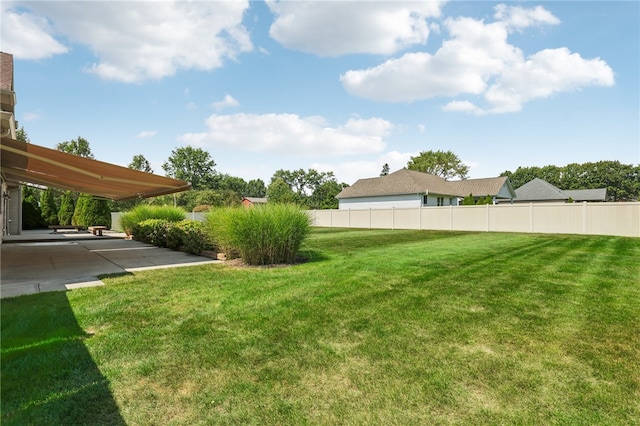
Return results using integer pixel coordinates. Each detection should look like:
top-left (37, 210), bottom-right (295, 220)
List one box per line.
top-left (562, 188), bottom-right (607, 202)
top-left (337, 169), bottom-right (513, 199)
top-left (514, 178), bottom-right (607, 202)
top-left (515, 178), bottom-right (566, 201)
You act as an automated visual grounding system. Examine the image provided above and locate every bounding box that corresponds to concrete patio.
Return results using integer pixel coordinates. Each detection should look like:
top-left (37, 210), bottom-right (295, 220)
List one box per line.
top-left (1, 229), bottom-right (219, 298)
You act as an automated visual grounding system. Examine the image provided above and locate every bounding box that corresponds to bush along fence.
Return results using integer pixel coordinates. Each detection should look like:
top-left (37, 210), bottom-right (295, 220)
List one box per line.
top-left (307, 202), bottom-right (640, 238)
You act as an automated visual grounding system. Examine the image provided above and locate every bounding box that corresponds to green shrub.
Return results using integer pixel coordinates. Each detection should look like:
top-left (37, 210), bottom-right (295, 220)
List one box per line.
top-left (40, 188), bottom-right (59, 226)
top-left (72, 194), bottom-right (111, 228)
top-left (22, 195), bottom-right (44, 229)
top-left (58, 192), bottom-right (75, 226)
top-left (132, 219), bottom-right (170, 247)
top-left (119, 205), bottom-right (185, 235)
top-left (166, 220), bottom-right (214, 255)
top-left (462, 194), bottom-right (475, 205)
top-left (205, 204), bottom-right (311, 265)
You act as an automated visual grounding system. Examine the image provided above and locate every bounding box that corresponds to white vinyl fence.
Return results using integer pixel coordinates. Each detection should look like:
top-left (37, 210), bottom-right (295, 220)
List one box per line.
top-left (307, 202), bottom-right (640, 238)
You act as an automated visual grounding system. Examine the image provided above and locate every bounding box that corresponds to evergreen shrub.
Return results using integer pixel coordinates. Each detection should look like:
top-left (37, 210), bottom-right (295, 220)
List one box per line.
top-left (58, 192), bottom-right (75, 225)
top-left (72, 194), bottom-right (111, 228)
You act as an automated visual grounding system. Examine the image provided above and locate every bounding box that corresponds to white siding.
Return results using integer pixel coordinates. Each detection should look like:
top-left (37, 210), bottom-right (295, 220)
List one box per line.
top-left (7, 187), bottom-right (21, 235)
top-left (338, 194), bottom-right (422, 210)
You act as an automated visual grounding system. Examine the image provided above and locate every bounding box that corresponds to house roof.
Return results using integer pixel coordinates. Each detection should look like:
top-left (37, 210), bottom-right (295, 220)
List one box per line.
top-left (337, 169), bottom-right (514, 199)
top-left (243, 197), bottom-right (267, 204)
top-left (515, 178), bottom-right (567, 201)
top-left (514, 178), bottom-right (607, 202)
top-left (1, 136), bottom-right (192, 201)
top-left (560, 188), bottom-right (607, 202)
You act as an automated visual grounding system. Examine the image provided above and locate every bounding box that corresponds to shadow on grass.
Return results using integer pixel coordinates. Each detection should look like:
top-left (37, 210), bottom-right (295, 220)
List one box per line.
top-left (98, 271), bottom-right (134, 280)
top-left (1, 291), bottom-right (125, 425)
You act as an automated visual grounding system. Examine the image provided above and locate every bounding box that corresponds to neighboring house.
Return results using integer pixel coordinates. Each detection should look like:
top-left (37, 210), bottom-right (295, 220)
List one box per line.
top-left (336, 169), bottom-right (515, 210)
top-left (507, 178), bottom-right (607, 203)
top-left (242, 197), bottom-right (267, 208)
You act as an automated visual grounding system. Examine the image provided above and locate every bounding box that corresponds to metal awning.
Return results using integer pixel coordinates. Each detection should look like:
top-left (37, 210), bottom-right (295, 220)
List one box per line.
top-left (1, 137), bottom-right (191, 200)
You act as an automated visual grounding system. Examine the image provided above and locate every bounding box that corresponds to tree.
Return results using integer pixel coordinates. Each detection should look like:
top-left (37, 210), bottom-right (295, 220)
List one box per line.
top-left (129, 154), bottom-right (153, 173)
top-left (406, 150), bottom-right (469, 180)
top-left (380, 163), bottom-right (390, 177)
top-left (309, 181), bottom-right (344, 209)
top-left (56, 136), bottom-right (94, 158)
top-left (162, 146), bottom-right (216, 190)
top-left (22, 186), bottom-right (44, 229)
top-left (16, 126), bottom-right (29, 142)
top-left (58, 192), bottom-right (75, 225)
top-left (246, 179), bottom-right (267, 198)
top-left (462, 194), bottom-right (475, 205)
top-left (216, 174), bottom-right (247, 195)
top-left (501, 161), bottom-right (640, 201)
top-left (72, 194), bottom-right (111, 227)
top-left (40, 187), bottom-right (59, 225)
top-left (267, 178), bottom-right (299, 204)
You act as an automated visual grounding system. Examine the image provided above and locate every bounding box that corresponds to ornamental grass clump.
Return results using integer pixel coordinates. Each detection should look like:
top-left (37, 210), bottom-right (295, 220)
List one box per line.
top-left (119, 205), bottom-right (185, 236)
top-left (205, 204), bottom-right (311, 265)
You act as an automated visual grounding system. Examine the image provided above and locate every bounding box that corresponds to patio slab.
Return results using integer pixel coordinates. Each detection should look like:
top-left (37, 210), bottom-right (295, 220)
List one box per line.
top-left (1, 234), bottom-right (219, 298)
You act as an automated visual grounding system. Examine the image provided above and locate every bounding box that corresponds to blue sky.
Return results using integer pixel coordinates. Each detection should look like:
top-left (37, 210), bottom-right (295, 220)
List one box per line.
top-left (3, 1), bottom-right (638, 186)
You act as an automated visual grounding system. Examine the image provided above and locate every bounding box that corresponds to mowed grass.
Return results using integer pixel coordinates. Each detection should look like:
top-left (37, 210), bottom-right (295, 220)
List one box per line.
top-left (2, 229), bottom-right (639, 425)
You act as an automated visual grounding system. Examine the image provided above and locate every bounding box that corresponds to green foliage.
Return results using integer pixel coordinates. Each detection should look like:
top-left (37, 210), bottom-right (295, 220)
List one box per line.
top-left (308, 180), bottom-right (342, 209)
top-left (16, 126), bottom-right (29, 142)
top-left (129, 154), bottom-right (153, 173)
top-left (133, 219), bottom-right (170, 246)
top-left (72, 194), bottom-right (111, 228)
top-left (119, 205), bottom-right (186, 235)
top-left (166, 220), bottom-right (214, 255)
top-left (40, 188), bottom-right (59, 225)
top-left (266, 178), bottom-right (300, 205)
top-left (462, 194), bottom-right (475, 205)
top-left (55, 136), bottom-right (94, 158)
top-left (475, 195), bottom-right (493, 205)
top-left (57, 192), bottom-right (75, 226)
top-left (407, 150), bottom-right (469, 180)
top-left (246, 179), bottom-right (267, 197)
top-left (205, 204), bottom-right (311, 265)
top-left (22, 192), bottom-right (44, 229)
top-left (162, 146), bottom-right (216, 190)
top-left (501, 161), bottom-right (640, 201)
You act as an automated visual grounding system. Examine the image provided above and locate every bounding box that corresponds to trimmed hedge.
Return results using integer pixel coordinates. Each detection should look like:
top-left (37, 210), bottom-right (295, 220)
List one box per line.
top-left (132, 218), bottom-right (213, 256)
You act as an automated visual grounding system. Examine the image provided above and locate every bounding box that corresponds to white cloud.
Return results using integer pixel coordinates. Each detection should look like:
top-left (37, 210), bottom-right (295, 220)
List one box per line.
top-left (312, 150), bottom-right (415, 185)
top-left (9, 1), bottom-right (252, 82)
top-left (185, 102), bottom-right (198, 111)
top-left (212, 94), bottom-right (240, 111)
top-left (267, 1), bottom-right (446, 56)
top-left (179, 113), bottom-right (393, 157)
top-left (1, 5), bottom-right (68, 60)
top-left (494, 4), bottom-right (561, 31)
top-left (341, 5), bottom-right (614, 114)
top-left (137, 130), bottom-right (157, 139)
top-left (22, 111), bottom-right (41, 122)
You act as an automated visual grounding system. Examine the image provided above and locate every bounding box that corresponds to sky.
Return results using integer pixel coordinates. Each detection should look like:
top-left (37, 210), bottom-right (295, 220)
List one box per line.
top-left (2, 0), bottom-right (639, 186)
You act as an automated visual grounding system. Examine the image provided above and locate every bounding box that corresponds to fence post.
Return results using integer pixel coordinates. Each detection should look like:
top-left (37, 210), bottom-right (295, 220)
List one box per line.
top-left (485, 204), bottom-right (489, 232)
top-left (450, 205), bottom-right (454, 231)
top-left (529, 203), bottom-right (534, 233)
top-left (392, 207), bottom-right (395, 230)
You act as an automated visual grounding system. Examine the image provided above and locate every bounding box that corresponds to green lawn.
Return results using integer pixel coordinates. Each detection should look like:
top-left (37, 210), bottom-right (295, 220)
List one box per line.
top-left (2, 229), bottom-right (639, 425)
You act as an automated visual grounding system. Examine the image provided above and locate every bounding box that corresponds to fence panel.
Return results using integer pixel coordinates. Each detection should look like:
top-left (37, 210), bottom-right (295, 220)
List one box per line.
top-left (307, 202), bottom-right (639, 237)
